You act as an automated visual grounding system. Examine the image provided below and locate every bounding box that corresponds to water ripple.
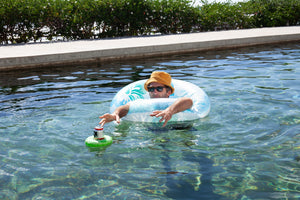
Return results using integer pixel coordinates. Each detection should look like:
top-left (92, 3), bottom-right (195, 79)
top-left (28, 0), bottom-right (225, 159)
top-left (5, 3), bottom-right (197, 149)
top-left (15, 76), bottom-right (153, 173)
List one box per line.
top-left (0, 43), bottom-right (299, 199)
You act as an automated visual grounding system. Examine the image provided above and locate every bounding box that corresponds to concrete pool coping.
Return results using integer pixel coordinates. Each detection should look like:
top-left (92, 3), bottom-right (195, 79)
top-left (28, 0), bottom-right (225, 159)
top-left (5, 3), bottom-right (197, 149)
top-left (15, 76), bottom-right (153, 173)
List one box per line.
top-left (0, 26), bottom-right (300, 70)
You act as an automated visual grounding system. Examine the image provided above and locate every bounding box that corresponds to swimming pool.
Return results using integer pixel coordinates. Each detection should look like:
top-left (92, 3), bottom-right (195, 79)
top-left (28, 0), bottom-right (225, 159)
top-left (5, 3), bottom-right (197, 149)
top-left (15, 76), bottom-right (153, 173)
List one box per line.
top-left (0, 43), bottom-right (299, 199)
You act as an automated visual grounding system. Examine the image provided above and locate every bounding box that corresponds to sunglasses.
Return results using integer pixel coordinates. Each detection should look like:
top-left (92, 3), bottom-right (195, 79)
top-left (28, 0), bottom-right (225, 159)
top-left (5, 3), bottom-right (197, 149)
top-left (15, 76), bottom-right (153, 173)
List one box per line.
top-left (147, 86), bottom-right (166, 92)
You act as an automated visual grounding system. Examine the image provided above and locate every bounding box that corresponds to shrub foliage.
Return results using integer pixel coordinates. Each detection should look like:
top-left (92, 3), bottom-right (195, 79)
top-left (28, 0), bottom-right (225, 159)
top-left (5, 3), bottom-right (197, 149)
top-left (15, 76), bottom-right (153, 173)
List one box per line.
top-left (0, 0), bottom-right (299, 44)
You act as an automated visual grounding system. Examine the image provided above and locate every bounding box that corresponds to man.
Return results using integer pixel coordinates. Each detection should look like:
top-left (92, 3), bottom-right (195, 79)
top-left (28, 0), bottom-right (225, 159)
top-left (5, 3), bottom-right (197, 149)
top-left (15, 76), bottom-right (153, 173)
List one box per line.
top-left (99, 71), bottom-right (193, 127)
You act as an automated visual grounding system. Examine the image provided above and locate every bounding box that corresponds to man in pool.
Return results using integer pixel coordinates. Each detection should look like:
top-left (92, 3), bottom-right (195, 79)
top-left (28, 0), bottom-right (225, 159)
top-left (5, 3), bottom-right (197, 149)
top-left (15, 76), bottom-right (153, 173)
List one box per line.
top-left (99, 71), bottom-right (193, 127)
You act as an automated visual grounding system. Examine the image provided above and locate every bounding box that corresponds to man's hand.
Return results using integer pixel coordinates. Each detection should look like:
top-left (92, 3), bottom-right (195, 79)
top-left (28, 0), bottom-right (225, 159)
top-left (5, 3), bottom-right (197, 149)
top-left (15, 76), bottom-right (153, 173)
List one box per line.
top-left (99, 113), bottom-right (120, 127)
top-left (150, 110), bottom-right (173, 127)
top-left (150, 97), bottom-right (193, 127)
top-left (99, 104), bottom-right (130, 127)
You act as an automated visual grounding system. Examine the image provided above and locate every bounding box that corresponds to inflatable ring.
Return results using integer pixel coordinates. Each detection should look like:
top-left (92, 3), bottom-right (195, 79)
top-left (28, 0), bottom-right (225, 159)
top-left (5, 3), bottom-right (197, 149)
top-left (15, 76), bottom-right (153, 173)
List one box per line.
top-left (110, 79), bottom-right (210, 127)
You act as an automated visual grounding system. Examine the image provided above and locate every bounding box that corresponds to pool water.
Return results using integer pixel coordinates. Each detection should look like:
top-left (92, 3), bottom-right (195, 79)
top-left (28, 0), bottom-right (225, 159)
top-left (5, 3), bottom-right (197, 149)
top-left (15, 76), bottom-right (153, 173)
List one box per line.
top-left (0, 43), bottom-right (299, 199)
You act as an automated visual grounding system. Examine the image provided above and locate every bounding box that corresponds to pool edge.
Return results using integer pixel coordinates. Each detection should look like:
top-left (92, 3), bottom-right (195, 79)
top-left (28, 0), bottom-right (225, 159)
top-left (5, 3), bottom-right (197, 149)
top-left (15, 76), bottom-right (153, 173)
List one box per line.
top-left (0, 26), bottom-right (300, 71)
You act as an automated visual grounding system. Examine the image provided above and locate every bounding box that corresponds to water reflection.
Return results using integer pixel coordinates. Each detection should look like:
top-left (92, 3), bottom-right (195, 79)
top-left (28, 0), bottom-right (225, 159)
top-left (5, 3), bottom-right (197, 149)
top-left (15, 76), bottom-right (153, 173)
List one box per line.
top-left (163, 148), bottom-right (223, 199)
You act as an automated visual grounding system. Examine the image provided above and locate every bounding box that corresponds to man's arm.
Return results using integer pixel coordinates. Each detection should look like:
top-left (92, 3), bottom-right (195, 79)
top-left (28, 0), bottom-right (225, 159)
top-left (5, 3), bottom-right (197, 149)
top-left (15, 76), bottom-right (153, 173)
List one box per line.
top-left (150, 97), bottom-right (193, 127)
top-left (99, 103), bottom-right (130, 127)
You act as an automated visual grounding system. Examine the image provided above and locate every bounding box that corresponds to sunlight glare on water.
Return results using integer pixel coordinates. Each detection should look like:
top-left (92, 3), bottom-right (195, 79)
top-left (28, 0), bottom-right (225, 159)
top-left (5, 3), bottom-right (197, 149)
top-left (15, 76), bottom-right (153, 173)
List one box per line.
top-left (0, 43), bottom-right (299, 199)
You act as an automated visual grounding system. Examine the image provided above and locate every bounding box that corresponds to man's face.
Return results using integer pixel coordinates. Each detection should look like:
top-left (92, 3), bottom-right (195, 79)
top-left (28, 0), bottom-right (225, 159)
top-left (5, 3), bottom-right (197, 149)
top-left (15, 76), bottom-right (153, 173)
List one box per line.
top-left (147, 82), bottom-right (171, 98)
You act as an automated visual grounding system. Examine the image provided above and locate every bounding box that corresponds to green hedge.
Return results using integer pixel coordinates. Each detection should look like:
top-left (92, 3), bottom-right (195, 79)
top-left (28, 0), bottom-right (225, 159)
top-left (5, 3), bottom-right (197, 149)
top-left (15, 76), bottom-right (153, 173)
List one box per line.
top-left (0, 0), bottom-right (200, 44)
top-left (0, 0), bottom-right (299, 44)
top-left (199, 0), bottom-right (300, 31)
top-left (199, 1), bottom-right (254, 31)
top-left (247, 0), bottom-right (300, 27)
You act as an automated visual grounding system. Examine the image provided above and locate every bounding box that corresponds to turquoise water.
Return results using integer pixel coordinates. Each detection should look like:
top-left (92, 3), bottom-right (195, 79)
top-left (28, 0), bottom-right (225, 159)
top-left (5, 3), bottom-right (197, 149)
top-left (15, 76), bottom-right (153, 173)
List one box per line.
top-left (0, 43), bottom-right (299, 199)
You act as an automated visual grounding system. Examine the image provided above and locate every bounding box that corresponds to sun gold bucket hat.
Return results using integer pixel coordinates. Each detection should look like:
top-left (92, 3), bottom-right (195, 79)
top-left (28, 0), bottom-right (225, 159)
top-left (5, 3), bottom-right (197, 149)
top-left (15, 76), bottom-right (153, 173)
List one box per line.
top-left (144, 71), bottom-right (174, 94)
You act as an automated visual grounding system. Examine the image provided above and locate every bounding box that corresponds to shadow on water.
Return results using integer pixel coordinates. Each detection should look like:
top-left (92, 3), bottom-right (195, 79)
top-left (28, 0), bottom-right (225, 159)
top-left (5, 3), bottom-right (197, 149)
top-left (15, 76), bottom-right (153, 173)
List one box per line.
top-left (113, 122), bottom-right (224, 199)
top-left (161, 143), bottom-right (224, 200)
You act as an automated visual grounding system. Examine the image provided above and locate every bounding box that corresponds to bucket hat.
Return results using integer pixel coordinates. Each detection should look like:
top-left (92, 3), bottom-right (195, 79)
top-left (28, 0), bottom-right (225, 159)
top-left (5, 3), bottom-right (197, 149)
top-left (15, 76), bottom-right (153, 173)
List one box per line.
top-left (144, 71), bottom-right (174, 94)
